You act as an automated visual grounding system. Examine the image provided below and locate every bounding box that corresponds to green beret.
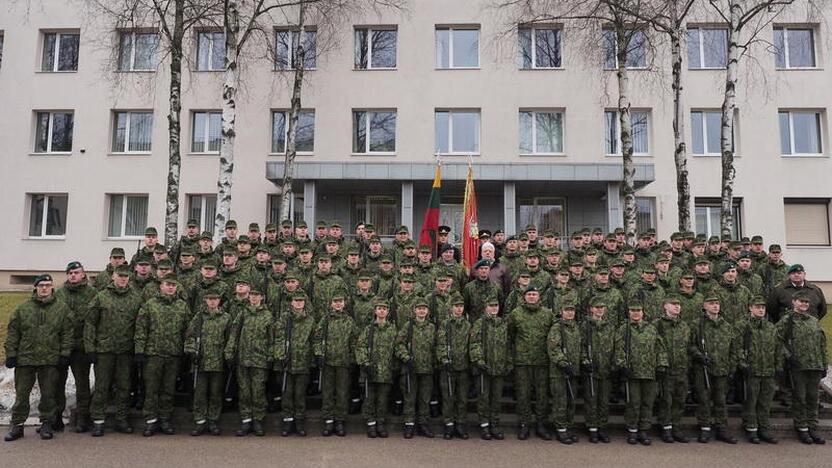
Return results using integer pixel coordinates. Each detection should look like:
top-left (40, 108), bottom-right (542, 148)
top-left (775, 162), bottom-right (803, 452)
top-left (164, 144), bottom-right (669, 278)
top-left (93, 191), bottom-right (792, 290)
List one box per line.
top-left (787, 264), bottom-right (804, 274)
top-left (65, 261), bottom-right (83, 272)
top-left (719, 262), bottom-right (737, 275)
top-left (474, 259), bottom-right (492, 269)
top-left (33, 274), bottom-right (53, 286)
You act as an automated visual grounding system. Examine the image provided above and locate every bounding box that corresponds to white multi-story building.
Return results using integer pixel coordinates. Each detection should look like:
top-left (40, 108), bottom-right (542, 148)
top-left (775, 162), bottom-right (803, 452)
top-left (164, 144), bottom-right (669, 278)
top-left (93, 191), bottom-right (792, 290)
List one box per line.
top-left (1, 1), bottom-right (831, 289)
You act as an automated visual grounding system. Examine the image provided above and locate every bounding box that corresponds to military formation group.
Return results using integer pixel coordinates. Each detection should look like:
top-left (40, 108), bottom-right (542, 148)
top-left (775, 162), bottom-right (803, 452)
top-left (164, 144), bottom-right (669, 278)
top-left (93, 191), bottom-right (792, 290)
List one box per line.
top-left (4, 219), bottom-right (829, 447)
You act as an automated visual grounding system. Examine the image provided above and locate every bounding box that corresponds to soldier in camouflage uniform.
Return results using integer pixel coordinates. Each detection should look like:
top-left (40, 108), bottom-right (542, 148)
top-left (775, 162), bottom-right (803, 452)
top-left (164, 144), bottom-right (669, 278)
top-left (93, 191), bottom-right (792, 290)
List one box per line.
top-left (94, 247), bottom-right (127, 290)
top-left (52, 261), bottom-right (97, 433)
top-left (273, 292), bottom-right (315, 437)
top-left (437, 294), bottom-right (472, 439)
top-left (85, 265), bottom-right (144, 436)
top-left (186, 292), bottom-right (232, 436)
top-left (356, 300), bottom-right (399, 438)
top-left (134, 275), bottom-right (191, 437)
top-left (713, 262), bottom-right (753, 326)
top-left (522, 251), bottom-right (552, 293)
top-left (616, 303), bottom-right (668, 445)
top-left (777, 291), bottom-right (828, 444)
top-left (580, 269), bottom-right (624, 326)
top-left (4, 275), bottom-right (73, 442)
top-left (736, 296), bottom-right (782, 444)
top-left (736, 252), bottom-right (763, 296)
top-left (176, 247), bottom-right (200, 286)
top-left (470, 298), bottom-right (511, 441)
top-left (693, 259), bottom-right (719, 296)
top-left (546, 269), bottom-right (579, 319)
top-left (508, 286), bottom-right (554, 440)
top-left (582, 298), bottom-right (616, 443)
top-left (194, 232), bottom-right (219, 268)
top-left (548, 303), bottom-right (582, 444)
top-left (625, 267), bottom-right (665, 321)
top-left (131, 259), bottom-right (156, 292)
top-left (396, 300), bottom-right (437, 439)
top-left (689, 296), bottom-right (740, 444)
top-left (219, 248), bottom-right (252, 288)
top-left (391, 275), bottom-right (422, 328)
top-left (188, 260), bottom-right (230, 315)
top-left (224, 279), bottom-right (253, 322)
top-left (308, 255), bottom-right (348, 321)
top-left (463, 259), bottom-right (502, 322)
top-left (130, 227), bottom-right (159, 267)
top-left (375, 256), bottom-right (398, 299)
top-left (655, 296), bottom-right (692, 443)
top-left (676, 273), bottom-right (705, 326)
top-left (315, 295), bottom-right (356, 437)
top-left (214, 220), bottom-right (239, 254)
top-left (757, 244), bottom-right (787, 298)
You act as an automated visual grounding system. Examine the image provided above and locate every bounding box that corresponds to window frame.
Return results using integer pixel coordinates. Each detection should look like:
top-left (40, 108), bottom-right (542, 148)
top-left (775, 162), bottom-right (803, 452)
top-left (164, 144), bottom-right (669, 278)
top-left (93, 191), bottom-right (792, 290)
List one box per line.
top-left (111, 110), bottom-right (154, 154)
top-left (41, 31), bottom-right (80, 72)
top-left (687, 26), bottom-right (728, 70)
top-left (691, 109), bottom-right (737, 156)
top-left (518, 109), bottom-right (565, 155)
top-left (694, 198), bottom-right (743, 240)
top-left (635, 196), bottom-right (657, 232)
top-left (517, 197), bottom-right (567, 236)
top-left (604, 109), bottom-right (650, 156)
top-left (774, 26), bottom-right (817, 70)
top-left (518, 26), bottom-right (563, 70)
top-left (779, 110), bottom-right (824, 156)
top-left (783, 198), bottom-right (831, 247)
top-left (190, 110), bottom-right (222, 154)
top-left (435, 26), bottom-right (481, 69)
top-left (602, 28), bottom-right (648, 70)
top-left (33, 110), bottom-right (74, 154)
top-left (354, 27), bottom-right (398, 70)
top-left (27, 193), bottom-right (68, 239)
top-left (107, 194), bottom-right (149, 239)
top-left (270, 109), bottom-right (316, 155)
top-left (267, 193), bottom-right (304, 225)
top-left (352, 109), bottom-right (397, 155)
top-left (274, 28), bottom-right (317, 71)
top-left (117, 30), bottom-right (158, 72)
top-left (435, 109), bottom-right (481, 155)
top-left (187, 194), bottom-right (217, 234)
top-left (352, 195), bottom-right (401, 237)
top-left (196, 30), bottom-right (224, 71)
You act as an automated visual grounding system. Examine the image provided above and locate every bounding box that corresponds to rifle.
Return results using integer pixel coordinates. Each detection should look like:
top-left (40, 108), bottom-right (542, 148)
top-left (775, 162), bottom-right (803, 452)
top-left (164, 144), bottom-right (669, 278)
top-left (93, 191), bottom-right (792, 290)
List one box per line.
top-left (784, 314), bottom-right (797, 390)
top-left (624, 321), bottom-right (631, 403)
top-left (364, 323), bottom-right (377, 401)
top-left (586, 323), bottom-right (596, 398)
top-left (699, 314), bottom-right (711, 391)
top-left (192, 326), bottom-right (202, 392)
top-left (318, 313), bottom-right (330, 393)
top-left (445, 320), bottom-right (454, 398)
top-left (480, 318), bottom-right (488, 395)
top-left (224, 307), bottom-right (247, 401)
top-left (281, 312), bottom-right (294, 395)
top-left (404, 318), bottom-right (414, 394)
top-left (560, 321), bottom-right (575, 401)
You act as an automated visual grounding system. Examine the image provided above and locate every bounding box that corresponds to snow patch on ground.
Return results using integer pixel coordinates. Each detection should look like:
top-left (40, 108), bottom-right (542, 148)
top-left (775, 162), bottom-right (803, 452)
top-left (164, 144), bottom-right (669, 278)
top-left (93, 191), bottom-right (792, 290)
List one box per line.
top-left (0, 366), bottom-right (86, 426)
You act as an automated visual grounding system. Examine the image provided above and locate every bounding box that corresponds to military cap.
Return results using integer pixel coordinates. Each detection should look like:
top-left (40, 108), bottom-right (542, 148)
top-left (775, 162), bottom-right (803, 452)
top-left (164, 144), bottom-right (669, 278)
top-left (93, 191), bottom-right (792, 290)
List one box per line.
top-left (153, 244), bottom-right (167, 253)
top-left (114, 265), bottom-right (131, 276)
top-left (316, 220), bottom-right (328, 228)
top-left (585, 247), bottom-right (598, 255)
top-left (179, 246), bottom-right (195, 256)
top-left (330, 221), bottom-right (342, 229)
top-left (438, 225), bottom-right (451, 235)
top-left (641, 267), bottom-right (657, 274)
top-left (380, 256), bottom-right (394, 263)
top-left (613, 227), bottom-right (626, 234)
top-left (369, 236), bottom-right (382, 244)
top-left (399, 259), bottom-right (415, 267)
top-left (199, 231), bottom-right (213, 240)
top-left (591, 227), bottom-right (603, 234)
top-left (65, 261), bottom-right (83, 272)
top-left (518, 271), bottom-right (531, 278)
top-left (646, 228), bottom-right (656, 235)
top-left (440, 243), bottom-right (455, 253)
top-left (703, 295), bottom-right (720, 303)
top-left (639, 232), bottom-right (651, 240)
top-left (595, 268), bottom-right (610, 275)
top-left (719, 261), bottom-right (737, 274)
top-left (374, 299), bottom-right (389, 308)
top-left (524, 250), bottom-right (541, 258)
top-left (400, 275), bottom-right (416, 282)
top-left (485, 297), bottom-right (500, 307)
top-left (418, 245), bottom-right (432, 253)
top-left (280, 219), bottom-right (293, 227)
top-left (283, 272), bottom-right (299, 281)
top-left (524, 286), bottom-right (539, 294)
top-left (621, 246), bottom-right (635, 254)
top-left (748, 295), bottom-right (766, 306)
top-left (478, 230), bottom-right (492, 240)
top-left (222, 247), bottom-right (237, 256)
top-left (364, 223), bottom-right (375, 231)
top-left (291, 292), bottom-right (308, 301)
top-left (728, 241), bottom-right (741, 249)
top-left (494, 229), bottom-right (504, 236)
top-left (570, 260), bottom-right (584, 267)
top-left (474, 259), bottom-right (492, 269)
top-left (670, 232), bottom-right (683, 241)
top-left (787, 264), bottom-right (805, 274)
top-left (203, 292), bottom-right (221, 299)
top-left (225, 220), bottom-right (237, 229)
top-left (769, 244), bottom-right (782, 253)
top-left (200, 260), bottom-right (218, 269)
top-left (450, 294), bottom-right (465, 305)
top-left (324, 236), bottom-right (338, 245)
top-left (524, 224), bottom-right (537, 232)
top-left (413, 298), bottom-right (429, 308)
top-left (708, 236), bottom-right (720, 244)
top-left (248, 223), bottom-right (260, 232)
top-left (792, 290), bottom-right (812, 301)
top-left (589, 297), bottom-right (607, 308)
top-left (237, 235), bottom-right (251, 244)
top-left (232, 278), bottom-right (249, 286)
top-left (347, 246), bottom-right (360, 255)
top-left (506, 235), bottom-right (517, 242)
top-left (33, 274), bottom-right (53, 286)
top-left (296, 220), bottom-right (308, 228)
top-left (160, 274), bottom-right (179, 285)
top-left (110, 247), bottom-right (126, 257)
top-left (556, 268), bottom-right (570, 275)
top-left (255, 245), bottom-right (270, 254)
top-left (403, 240), bottom-right (417, 249)
top-left (136, 259), bottom-right (151, 266)
top-left (694, 258), bottom-right (711, 265)
top-left (605, 233), bottom-right (617, 241)
top-left (145, 227), bottom-right (158, 236)
top-left (655, 257), bottom-right (671, 263)
top-left (721, 235), bottom-right (732, 242)
top-left (663, 295), bottom-right (681, 304)
top-left (680, 272), bottom-right (695, 279)
top-left (186, 218), bottom-right (199, 228)
top-left (157, 259), bottom-right (173, 269)
top-left (518, 233), bottom-right (529, 241)
top-left (561, 303), bottom-right (577, 310)
top-left (331, 294), bottom-right (346, 302)
top-left (249, 289), bottom-right (264, 296)
top-left (740, 237), bottom-right (751, 245)
top-left (358, 271), bottom-right (374, 280)
top-left (265, 223), bottom-right (277, 232)
top-left (610, 258), bottom-right (626, 267)
top-left (271, 257), bottom-right (286, 264)
top-left (396, 225), bottom-right (409, 234)
top-left (317, 254), bottom-right (332, 262)
top-left (572, 232), bottom-right (583, 240)
top-left (751, 235), bottom-right (764, 244)
top-left (628, 302), bottom-right (644, 310)
top-left (298, 246), bottom-right (312, 254)
top-left (737, 251), bottom-right (752, 260)
top-left (693, 239), bottom-right (706, 246)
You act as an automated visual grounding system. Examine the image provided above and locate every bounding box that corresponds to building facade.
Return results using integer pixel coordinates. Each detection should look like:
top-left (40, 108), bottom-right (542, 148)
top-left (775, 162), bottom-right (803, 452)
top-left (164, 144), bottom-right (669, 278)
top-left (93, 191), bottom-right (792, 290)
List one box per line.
top-left (1, 1), bottom-right (831, 288)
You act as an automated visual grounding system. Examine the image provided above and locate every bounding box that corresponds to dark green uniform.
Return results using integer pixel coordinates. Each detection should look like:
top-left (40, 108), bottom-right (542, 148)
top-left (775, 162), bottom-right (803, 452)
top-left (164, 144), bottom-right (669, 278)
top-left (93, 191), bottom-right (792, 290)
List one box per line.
top-left (582, 315), bottom-right (616, 432)
top-left (436, 314), bottom-right (471, 427)
top-left (508, 301), bottom-right (554, 426)
top-left (226, 303), bottom-right (274, 424)
top-left (356, 320), bottom-right (398, 428)
top-left (615, 319), bottom-right (668, 433)
top-left (655, 314), bottom-right (691, 432)
top-left (470, 313), bottom-right (512, 431)
top-left (185, 306), bottom-right (232, 424)
top-left (777, 311), bottom-right (828, 434)
top-left (396, 318), bottom-right (436, 426)
top-left (273, 305), bottom-right (315, 424)
top-left (314, 308), bottom-right (356, 425)
top-left (547, 318), bottom-right (582, 431)
top-left (689, 314), bottom-right (739, 431)
top-left (737, 315), bottom-right (782, 434)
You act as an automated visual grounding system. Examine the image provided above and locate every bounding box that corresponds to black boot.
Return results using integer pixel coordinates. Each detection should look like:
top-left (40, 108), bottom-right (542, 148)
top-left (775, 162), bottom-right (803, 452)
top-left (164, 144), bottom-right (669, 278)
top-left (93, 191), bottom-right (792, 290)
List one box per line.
top-left (4, 426), bottom-right (24, 442)
top-left (588, 429), bottom-right (599, 443)
top-left (660, 428), bottom-right (674, 443)
top-left (697, 427), bottom-right (711, 443)
top-left (809, 428), bottom-right (826, 445)
top-left (92, 423), bottom-right (105, 437)
top-left (376, 423), bottom-right (388, 438)
top-left (798, 430), bottom-right (813, 444)
top-left (348, 398), bottom-right (362, 415)
top-left (75, 414), bottom-right (91, 433)
top-left (758, 428), bottom-right (778, 444)
top-left (480, 424), bottom-right (492, 441)
top-left (159, 419), bottom-right (175, 435)
top-left (322, 421), bottom-right (334, 437)
top-left (568, 430), bottom-right (579, 443)
top-left (627, 431), bottom-right (638, 445)
top-left (517, 423), bottom-right (530, 440)
top-left (191, 422), bottom-right (206, 436)
top-left (253, 420), bottom-right (265, 437)
top-left (52, 419), bottom-right (65, 432)
top-left (334, 421), bottom-right (346, 437)
top-left (236, 421), bottom-right (252, 437)
top-left (367, 423), bottom-right (378, 438)
top-left (403, 424), bottom-right (415, 439)
top-left (490, 423), bottom-right (504, 440)
top-left (444, 424), bottom-right (455, 440)
top-left (597, 428), bottom-right (610, 443)
top-left (295, 420), bottom-right (307, 437)
top-left (556, 430), bottom-right (573, 445)
top-left (392, 400), bottom-right (404, 416)
top-left (745, 429), bottom-right (760, 444)
top-left (637, 431), bottom-right (652, 446)
top-left (280, 419), bottom-right (292, 437)
top-left (143, 421), bottom-right (159, 437)
top-left (536, 423), bottom-right (551, 441)
top-left (715, 427), bottom-right (737, 444)
top-left (429, 401), bottom-right (440, 418)
top-left (455, 423), bottom-right (469, 440)
top-left (207, 421), bottom-right (221, 436)
top-left (114, 421), bottom-right (133, 434)
top-left (672, 428), bottom-right (689, 443)
top-left (418, 423), bottom-right (434, 438)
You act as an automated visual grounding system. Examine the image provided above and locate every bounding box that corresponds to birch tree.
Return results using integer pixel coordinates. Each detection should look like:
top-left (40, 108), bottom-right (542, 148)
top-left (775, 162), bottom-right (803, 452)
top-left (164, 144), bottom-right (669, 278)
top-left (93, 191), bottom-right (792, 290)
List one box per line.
top-left (279, 2), bottom-right (308, 221)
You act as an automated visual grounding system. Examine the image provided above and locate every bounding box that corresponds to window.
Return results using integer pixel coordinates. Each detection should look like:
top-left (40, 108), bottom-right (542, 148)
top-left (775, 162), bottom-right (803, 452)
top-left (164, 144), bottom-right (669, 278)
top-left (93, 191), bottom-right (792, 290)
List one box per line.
top-left (691, 110), bottom-right (735, 155)
top-left (435, 26), bottom-right (479, 68)
top-left (41, 31), bottom-right (79, 71)
top-left (353, 196), bottom-right (400, 236)
top-left (774, 27), bottom-right (816, 69)
top-left (275, 29), bottom-right (317, 70)
top-left (268, 193), bottom-right (304, 225)
top-left (112, 111), bottom-right (153, 153)
top-left (188, 194), bottom-right (217, 234)
top-left (197, 31), bottom-right (224, 71)
top-left (191, 111), bottom-right (222, 153)
top-left (602, 28), bottom-right (647, 69)
top-left (518, 198), bottom-right (566, 235)
top-left (604, 110), bottom-right (649, 155)
top-left (779, 111), bottom-right (823, 155)
top-left (435, 110), bottom-right (480, 154)
top-left (34, 111), bottom-right (74, 153)
top-left (353, 110), bottom-right (396, 153)
top-left (687, 27), bottom-right (727, 69)
top-left (695, 198), bottom-right (742, 240)
top-left (784, 199), bottom-right (830, 246)
top-left (271, 110), bottom-right (315, 153)
top-left (519, 110), bottom-right (564, 154)
top-left (28, 194), bottom-right (68, 238)
top-left (518, 27), bottom-right (562, 69)
top-left (118, 31), bottom-right (158, 71)
top-left (108, 194), bottom-right (148, 238)
top-left (355, 28), bottom-right (397, 69)
top-left (635, 197), bottom-right (656, 233)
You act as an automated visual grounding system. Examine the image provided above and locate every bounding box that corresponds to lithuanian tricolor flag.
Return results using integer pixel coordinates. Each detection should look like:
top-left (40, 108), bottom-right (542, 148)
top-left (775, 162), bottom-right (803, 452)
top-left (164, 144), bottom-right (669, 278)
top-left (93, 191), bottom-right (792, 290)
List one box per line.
top-left (418, 164), bottom-right (442, 252)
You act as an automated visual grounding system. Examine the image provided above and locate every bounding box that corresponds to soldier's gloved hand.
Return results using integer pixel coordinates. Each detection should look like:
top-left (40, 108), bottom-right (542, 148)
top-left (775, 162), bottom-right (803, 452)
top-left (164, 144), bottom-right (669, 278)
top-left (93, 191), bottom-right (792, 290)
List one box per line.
top-left (562, 364), bottom-right (575, 378)
top-left (619, 367), bottom-right (632, 381)
top-left (477, 362), bottom-right (490, 374)
top-left (58, 356), bottom-right (71, 368)
top-left (5, 357), bottom-right (17, 369)
top-left (133, 353), bottom-right (147, 365)
top-left (441, 360), bottom-right (451, 371)
top-left (695, 354), bottom-right (712, 367)
top-left (404, 359), bottom-right (414, 372)
top-left (86, 353), bottom-right (97, 365)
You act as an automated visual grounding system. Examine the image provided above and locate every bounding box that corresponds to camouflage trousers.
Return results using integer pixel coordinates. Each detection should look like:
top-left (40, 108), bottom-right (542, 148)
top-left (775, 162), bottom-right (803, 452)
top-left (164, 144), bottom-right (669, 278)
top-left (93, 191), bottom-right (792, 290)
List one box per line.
top-left (238, 366), bottom-right (268, 422)
top-left (281, 372), bottom-right (309, 422)
top-left (142, 356), bottom-right (180, 422)
top-left (791, 370), bottom-right (823, 430)
top-left (742, 375), bottom-right (775, 430)
top-left (90, 353), bottom-right (133, 423)
top-left (693, 368), bottom-right (728, 428)
top-left (656, 372), bottom-right (688, 428)
top-left (193, 370), bottom-right (224, 423)
top-left (584, 375), bottom-right (611, 429)
top-left (11, 366), bottom-right (58, 426)
top-left (514, 365), bottom-right (548, 425)
top-left (55, 350), bottom-right (91, 422)
top-left (363, 382), bottom-right (392, 425)
top-left (477, 374), bottom-right (504, 426)
top-left (624, 378), bottom-right (657, 431)
top-left (440, 369), bottom-right (470, 425)
top-left (550, 370), bottom-right (576, 429)
top-left (321, 366), bottom-right (350, 422)
top-left (402, 371), bottom-right (432, 425)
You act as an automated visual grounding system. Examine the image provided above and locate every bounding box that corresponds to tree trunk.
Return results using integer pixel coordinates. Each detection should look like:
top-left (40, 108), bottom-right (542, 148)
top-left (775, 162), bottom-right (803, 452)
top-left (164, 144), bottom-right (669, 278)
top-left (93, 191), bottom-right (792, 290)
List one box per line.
top-left (719, 1), bottom-right (741, 239)
top-left (164, 0), bottom-right (185, 247)
top-left (615, 24), bottom-right (636, 244)
top-left (280, 3), bottom-right (307, 222)
top-left (214, 0), bottom-right (240, 240)
top-left (670, 22), bottom-right (690, 231)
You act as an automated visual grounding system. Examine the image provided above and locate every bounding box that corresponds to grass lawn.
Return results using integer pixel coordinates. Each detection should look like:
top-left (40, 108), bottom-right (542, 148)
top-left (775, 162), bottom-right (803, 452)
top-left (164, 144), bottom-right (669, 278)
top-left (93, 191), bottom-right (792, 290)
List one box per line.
top-left (0, 292), bottom-right (30, 361)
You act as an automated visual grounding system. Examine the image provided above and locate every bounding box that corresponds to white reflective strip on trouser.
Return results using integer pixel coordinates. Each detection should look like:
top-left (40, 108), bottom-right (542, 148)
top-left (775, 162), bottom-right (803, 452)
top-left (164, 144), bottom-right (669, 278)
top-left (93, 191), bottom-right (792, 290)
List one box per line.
top-left (557, 428), bottom-right (567, 433)
top-left (662, 425), bottom-right (672, 430)
top-left (589, 427), bottom-right (598, 432)
top-left (146, 418), bottom-right (158, 424)
top-left (325, 419), bottom-right (334, 424)
top-left (701, 427), bottom-right (711, 431)
top-left (351, 398), bottom-right (360, 403)
top-left (480, 423), bottom-right (489, 428)
top-left (628, 429), bottom-right (638, 433)
top-left (283, 417), bottom-right (294, 422)
top-left (93, 420), bottom-right (106, 424)
top-left (242, 418), bottom-right (252, 423)
top-left (446, 422), bottom-right (454, 427)
top-left (195, 419), bottom-right (206, 425)
top-left (798, 427), bottom-right (809, 432)
top-left (405, 422), bottom-right (415, 426)
top-left (367, 421), bottom-right (377, 426)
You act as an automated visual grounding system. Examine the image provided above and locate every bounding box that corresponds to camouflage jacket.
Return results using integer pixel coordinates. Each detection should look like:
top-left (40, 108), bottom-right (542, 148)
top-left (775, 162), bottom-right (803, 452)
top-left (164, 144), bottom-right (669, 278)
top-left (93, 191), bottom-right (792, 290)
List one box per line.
top-left (395, 318), bottom-right (437, 374)
top-left (130, 273), bottom-right (156, 293)
top-left (5, 294), bottom-right (73, 366)
top-left (427, 290), bottom-right (454, 325)
top-left (580, 283), bottom-right (624, 325)
top-left (655, 315), bottom-right (691, 375)
top-left (676, 288), bottom-right (705, 326)
top-left (390, 289), bottom-right (421, 328)
top-left (185, 308), bottom-right (233, 372)
top-left (374, 271), bottom-right (397, 300)
top-left (219, 263), bottom-right (252, 289)
top-left (308, 271), bottom-right (349, 320)
top-left (54, 280), bottom-right (98, 351)
top-left (625, 281), bottom-right (666, 321)
top-left (469, 314), bottom-right (512, 376)
top-left (756, 259), bottom-right (788, 297)
top-left (694, 273), bottom-right (719, 297)
top-left (738, 269), bottom-right (764, 296)
top-left (188, 276), bottom-right (231, 315)
top-left (272, 307), bottom-right (315, 373)
top-left (581, 317), bottom-right (617, 377)
top-left (436, 315), bottom-right (471, 371)
top-left (508, 302), bottom-right (555, 366)
top-left (94, 264), bottom-right (116, 290)
top-left (355, 321), bottom-right (399, 383)
top-left (314, 310), bottom-right (357, 368)
top-left (84, 284), bottom-right (143, 354)
top-left (546, 285), bottom-right (580, 319)
top-left (462, 278), bottom-right (502, 323)
top-left (688, 315), bottom-right (739, 377)
top-left (776, 311), bottom-right (828, 371)
top-left (350, 290), bottom-right (378, 329)
top-left (500, 251), bottom-right (525, 279)
top-left (736, 316), bottom-right (783, 377)
top-left (767, 281), bottom-right (827, 323)
top-left (134, 293), bottom-right (191, 357)
top-left (524, 267), bottom-right (552, 293)
top-left (223, 296), bottom-right (252, 323)
top-left (713, 280), bottom-right (753, 325)
top-left (224, 304), bottom-right (274, 369)
top-left (616, 320), bottom-right (668, 379)
top-left (547, 318), bottom-right (583, 376)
